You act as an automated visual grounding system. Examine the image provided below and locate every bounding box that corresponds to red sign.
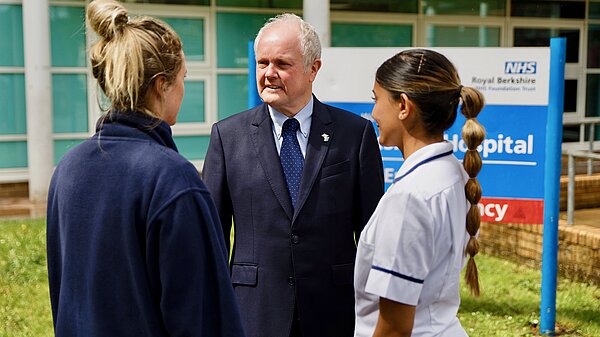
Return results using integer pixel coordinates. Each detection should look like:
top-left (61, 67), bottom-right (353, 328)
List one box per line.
top-left (479, 197), bottom-right (544, 224)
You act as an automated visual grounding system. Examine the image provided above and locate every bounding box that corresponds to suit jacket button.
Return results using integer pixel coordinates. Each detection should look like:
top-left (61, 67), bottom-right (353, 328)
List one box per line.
top-left (291, 234), bottom-right (299, 244)
top-left (288, 276), bottom-right (295, 286)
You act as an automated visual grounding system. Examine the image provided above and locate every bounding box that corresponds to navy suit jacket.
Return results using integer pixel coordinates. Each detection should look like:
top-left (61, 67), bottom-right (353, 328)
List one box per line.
top-left (202, 97), bottom-right (384, 337)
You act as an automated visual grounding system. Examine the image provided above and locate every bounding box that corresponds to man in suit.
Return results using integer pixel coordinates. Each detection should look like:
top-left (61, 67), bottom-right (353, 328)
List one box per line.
top-left (202, 13), bottom-right (384, 337)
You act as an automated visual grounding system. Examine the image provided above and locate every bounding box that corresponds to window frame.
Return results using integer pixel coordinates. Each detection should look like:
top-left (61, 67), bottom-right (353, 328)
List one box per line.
top-left (330, 11), bottom-right (417, 47)
top-left (509, 19), bottom-right (586, 145)
top-left (418, 14), bottom-right (505, 47)
top-left (48, 2), bottom-right (94, 163)
top-left (579, 1), bottom-right (600, 149)
top-left (172, 74), bottom-right (213, 134)
top-left (0, 2), bottom-right (28, 180)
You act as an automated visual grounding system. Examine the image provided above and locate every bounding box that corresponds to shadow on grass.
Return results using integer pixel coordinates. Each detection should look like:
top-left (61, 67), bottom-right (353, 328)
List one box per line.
top-left (460, 296), bottom-right (538, 317)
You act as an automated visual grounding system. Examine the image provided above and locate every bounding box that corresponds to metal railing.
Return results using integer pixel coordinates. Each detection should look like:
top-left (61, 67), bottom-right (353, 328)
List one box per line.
top-left (563, 117), bottom-right (600, 175)
top-left (562, 117), bottom-right (600, 225)
top-left (564, 151), bottom-right (600, 225)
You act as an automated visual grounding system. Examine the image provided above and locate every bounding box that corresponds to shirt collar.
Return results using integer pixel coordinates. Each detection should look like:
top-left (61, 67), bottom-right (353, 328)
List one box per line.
top-left (269, 96), bottom-right (313, 139)
top-left (394, 141), bottom-right (454, 180)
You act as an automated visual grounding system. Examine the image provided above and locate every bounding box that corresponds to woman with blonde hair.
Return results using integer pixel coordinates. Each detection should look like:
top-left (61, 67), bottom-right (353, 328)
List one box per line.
top-left (46, 1), bottom-right (244, 336)
top-left (354, 49), bottom-right (485, 337)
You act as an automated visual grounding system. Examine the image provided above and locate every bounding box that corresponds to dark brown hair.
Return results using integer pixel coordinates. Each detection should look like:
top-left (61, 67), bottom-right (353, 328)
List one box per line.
top-left (376, 49), bottom-right (486, 296)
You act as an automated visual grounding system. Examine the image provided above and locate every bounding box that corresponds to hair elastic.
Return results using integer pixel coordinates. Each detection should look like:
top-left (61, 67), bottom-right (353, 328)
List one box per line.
top-left (455, 85), bottom-right (463, 99)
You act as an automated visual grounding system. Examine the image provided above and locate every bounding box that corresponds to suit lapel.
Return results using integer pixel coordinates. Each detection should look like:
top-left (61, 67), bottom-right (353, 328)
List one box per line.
top-left (250, 104), bottom-right (294, 219)
top-left (294, 99), bottom-right (333, 221)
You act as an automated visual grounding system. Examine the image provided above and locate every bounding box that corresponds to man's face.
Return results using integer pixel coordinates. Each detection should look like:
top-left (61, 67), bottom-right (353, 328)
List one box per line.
top-left (255, 23), bottom-right (320, 117)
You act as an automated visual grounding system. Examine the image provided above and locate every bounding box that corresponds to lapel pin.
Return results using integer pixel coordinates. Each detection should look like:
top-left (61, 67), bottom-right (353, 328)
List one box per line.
top-left (321, 133), bottom-right (330, 142)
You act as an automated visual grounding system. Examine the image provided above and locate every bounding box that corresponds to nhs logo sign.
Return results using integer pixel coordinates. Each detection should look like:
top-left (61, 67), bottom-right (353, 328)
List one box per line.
top-left (505, 61), bottom-right (537, 74)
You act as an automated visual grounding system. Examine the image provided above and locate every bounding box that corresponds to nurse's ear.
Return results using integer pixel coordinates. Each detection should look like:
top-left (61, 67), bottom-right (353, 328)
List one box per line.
top-left (397, 93), bottom-right (416, 121)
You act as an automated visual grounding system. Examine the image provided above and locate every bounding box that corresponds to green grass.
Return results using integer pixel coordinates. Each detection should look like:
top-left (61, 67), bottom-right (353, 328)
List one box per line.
top-left (458, 256), bottom-right (600, 337)
top-left (0, 218), bottom-right (52, 337)
top-left (1, 218), bottom-right (599, 336)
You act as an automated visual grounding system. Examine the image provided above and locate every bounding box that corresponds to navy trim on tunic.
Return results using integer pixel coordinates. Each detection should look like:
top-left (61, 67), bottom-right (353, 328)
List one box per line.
top-left (371, 265), bottom-right (425, 284)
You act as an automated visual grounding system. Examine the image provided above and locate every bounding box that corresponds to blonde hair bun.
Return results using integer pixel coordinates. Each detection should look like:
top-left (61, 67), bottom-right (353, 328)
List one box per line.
top-left (87, 0), bottom-right (129, 41)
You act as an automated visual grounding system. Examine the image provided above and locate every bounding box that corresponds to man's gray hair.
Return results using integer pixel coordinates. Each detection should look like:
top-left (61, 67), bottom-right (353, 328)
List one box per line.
top-left (254, 13), bottom-right (321, 71)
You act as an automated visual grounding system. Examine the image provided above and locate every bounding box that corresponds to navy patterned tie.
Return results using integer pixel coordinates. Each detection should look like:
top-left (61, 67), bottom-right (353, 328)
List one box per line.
top-left (280, 118), bottom-right (304, 209)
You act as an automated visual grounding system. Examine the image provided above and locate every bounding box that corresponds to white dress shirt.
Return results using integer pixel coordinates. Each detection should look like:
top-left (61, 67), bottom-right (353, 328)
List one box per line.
top-left (269, 96), bottom-right (313, 158)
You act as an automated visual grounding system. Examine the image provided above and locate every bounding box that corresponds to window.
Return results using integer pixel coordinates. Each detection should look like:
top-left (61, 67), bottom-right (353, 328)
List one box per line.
top-left (0, 5), bottom-right (26, 171)
top-left (591, 2), bottom-right (600, 19)
top-left (50, 6), bottom-right (86, 67)
top-left (331, 0), bottom-right (417, 13)
top-left (426, 25), bottom-right (500, 47)
top-left (331, 23), bottom-right (412, 47)
top-left (49, 5), bottom-right (89, 161)
top-left (0, 5), bottom-right (24, 67)
top-left (54, 139), bottom-right (84, 165)
top-left (513, 28), bottom-right (580, 63)
top-left (588, 4), bottom-right (600, 142)
top-left (216, 0), bottom-right (301, 8)
top-left (124, 0), bottom-right (209, 4)
top-left (583, 126), bottom-right (600, 143)
top-left (217, 74), bottom-right (248, 120)
top-left (423, 0), bottom-right (505, 16)
top-left (161, 17), bottom-right (205, 62)
top-left (52, 74), bottom-right (88, 133)
top-left (511, 21), bottom-right (584, 142)
top-left (217, 12), bottom-right (273, 68)
top-left (511, 0), bottom-right (585, 19)
top-left (0, 74), bottom-right (26, 135)
top-left (562, 125), bottom-right (580, 142)
top-left (173, 136), bottom-right (210, 160)
top-left (586, 74), bottom-right (600, 118)
top-left (178, 81), bottom-right (206, 123)
top-left (589, 24), bottom-right (600, 68)
top-left (0, 142), bottom-right (27, 168)
top-left (564, 79), bottom-right (577, 113)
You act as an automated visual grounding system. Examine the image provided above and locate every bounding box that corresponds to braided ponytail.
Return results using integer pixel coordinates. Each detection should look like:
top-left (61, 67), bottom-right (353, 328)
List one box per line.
top-left (376, 49), bottom-right (487, 297)
top-left (459, 86), bottom-right (486, 297)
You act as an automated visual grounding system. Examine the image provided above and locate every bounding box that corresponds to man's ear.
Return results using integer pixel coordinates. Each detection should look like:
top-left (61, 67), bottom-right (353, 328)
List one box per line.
top-left (308, 59), bottom-right (322, 83)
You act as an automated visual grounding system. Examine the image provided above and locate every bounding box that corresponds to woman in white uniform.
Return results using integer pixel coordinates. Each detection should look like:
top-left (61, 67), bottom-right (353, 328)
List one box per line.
top-left (354, 49), bottom-right (486, 337)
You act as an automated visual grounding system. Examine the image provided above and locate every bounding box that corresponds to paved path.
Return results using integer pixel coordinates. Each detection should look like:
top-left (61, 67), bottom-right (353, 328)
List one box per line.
top-left (0, 197), bottom-right (46, 219)
top-left (559, 208), bottom-right (600, 236)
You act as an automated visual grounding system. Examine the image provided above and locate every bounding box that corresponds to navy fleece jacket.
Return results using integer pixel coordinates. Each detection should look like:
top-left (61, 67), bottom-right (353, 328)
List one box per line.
top-left (46, 112), bottom-right (245, 337)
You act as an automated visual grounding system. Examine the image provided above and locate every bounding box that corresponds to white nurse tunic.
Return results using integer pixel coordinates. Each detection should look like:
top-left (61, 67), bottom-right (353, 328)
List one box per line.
top-left (354, 142), bottom-right (470, 337)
